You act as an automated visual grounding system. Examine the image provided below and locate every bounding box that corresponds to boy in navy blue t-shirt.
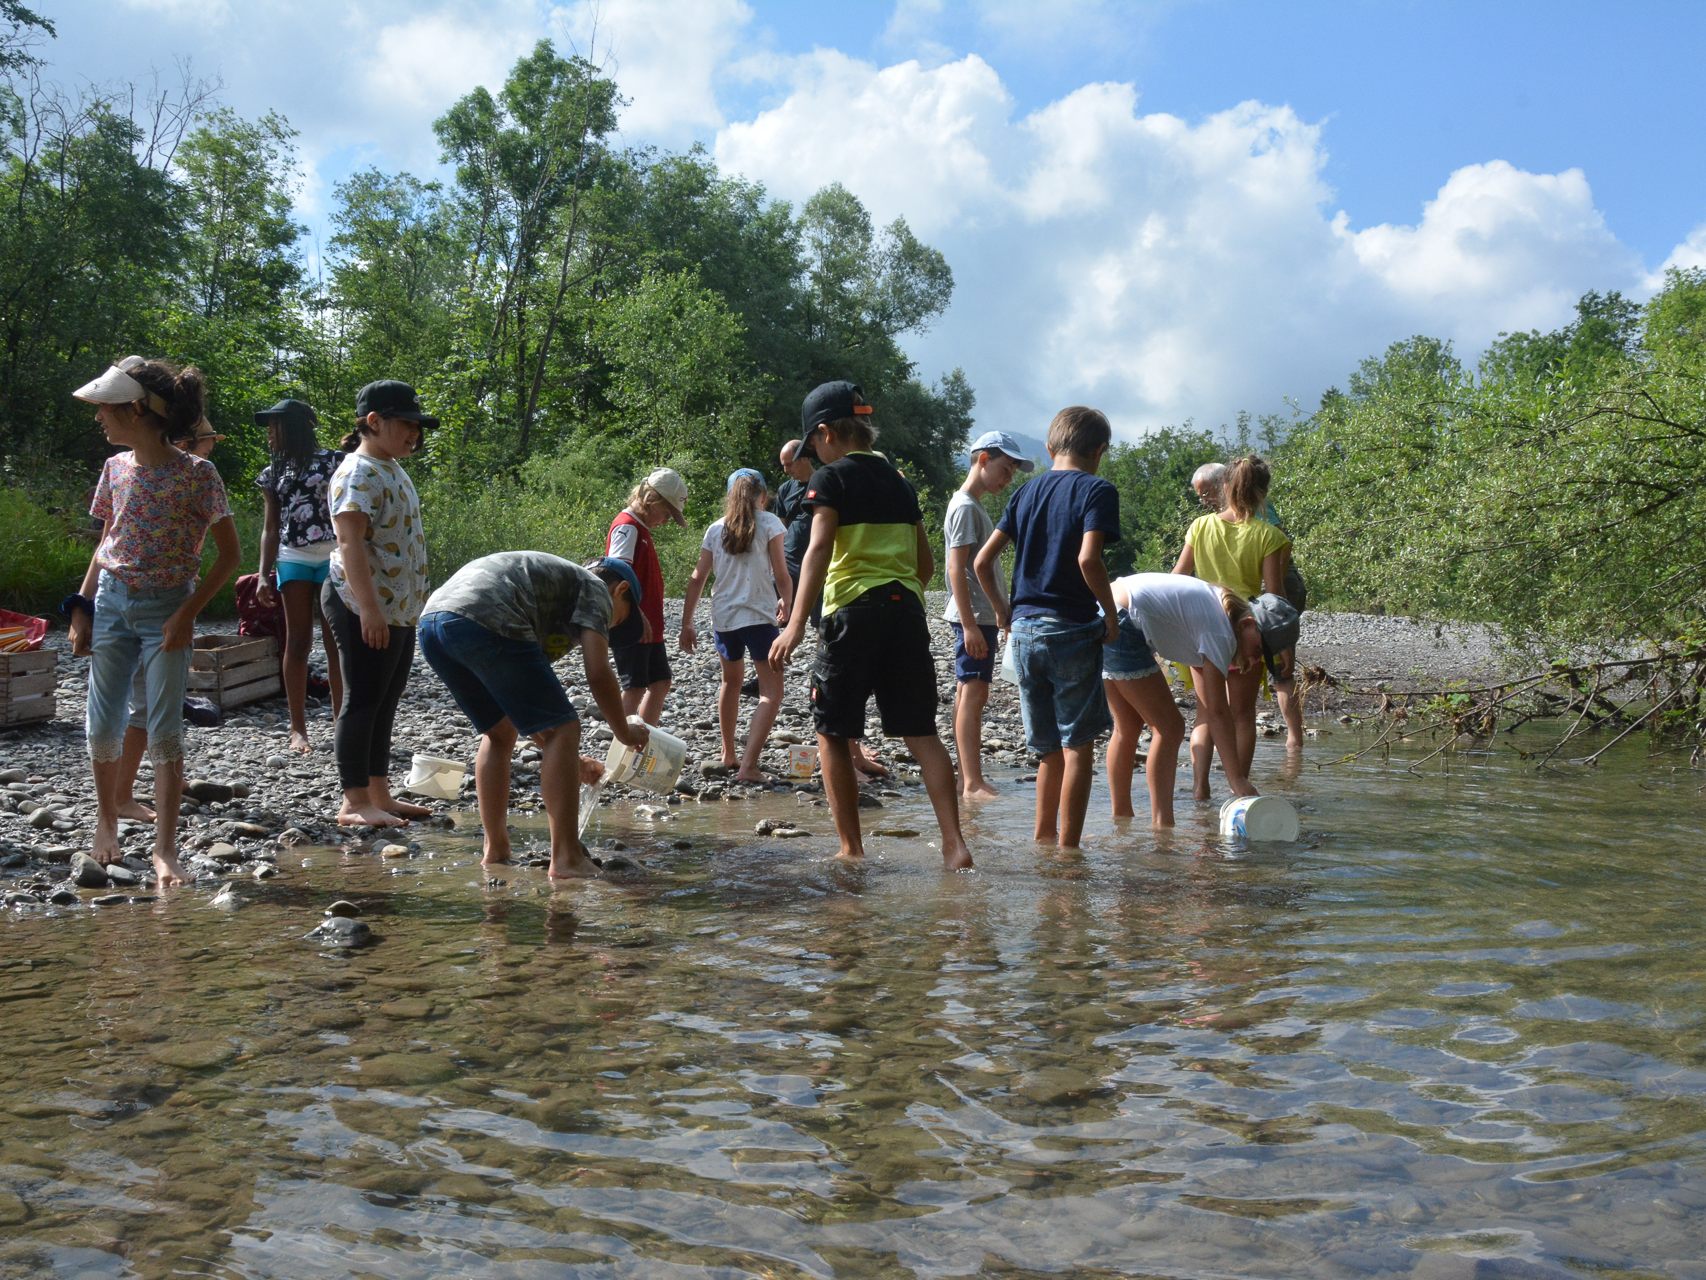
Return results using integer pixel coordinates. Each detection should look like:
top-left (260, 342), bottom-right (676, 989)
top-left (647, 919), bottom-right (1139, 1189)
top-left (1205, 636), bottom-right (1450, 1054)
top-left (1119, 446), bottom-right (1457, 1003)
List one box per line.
top-left (974, 406), bottom-right (1121, 848)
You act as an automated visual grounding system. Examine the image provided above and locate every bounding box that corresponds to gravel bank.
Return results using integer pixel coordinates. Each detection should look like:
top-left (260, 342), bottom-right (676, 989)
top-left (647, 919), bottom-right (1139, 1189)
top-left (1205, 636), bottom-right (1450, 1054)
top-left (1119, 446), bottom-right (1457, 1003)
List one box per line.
top-left (0, 598), bottom-right (1510, 900)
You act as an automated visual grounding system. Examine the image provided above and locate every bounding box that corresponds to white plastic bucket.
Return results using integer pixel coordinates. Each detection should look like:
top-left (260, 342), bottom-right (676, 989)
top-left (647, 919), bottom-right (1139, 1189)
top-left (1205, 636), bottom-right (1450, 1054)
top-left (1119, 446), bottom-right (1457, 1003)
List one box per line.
top-left (603, 718), bottom-right (688, 794)
top-left (787, 743), bottom-right (818, 778)
top-left (405, 753), bottom-right (465, 801)
top-left (1219, 795), bottom-right (1299, 842)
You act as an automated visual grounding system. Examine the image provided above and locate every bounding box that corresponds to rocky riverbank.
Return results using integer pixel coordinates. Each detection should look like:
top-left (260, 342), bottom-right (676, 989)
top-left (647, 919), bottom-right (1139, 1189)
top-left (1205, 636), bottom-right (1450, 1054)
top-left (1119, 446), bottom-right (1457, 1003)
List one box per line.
top-left (0, 598), bottom-right (1516, 904)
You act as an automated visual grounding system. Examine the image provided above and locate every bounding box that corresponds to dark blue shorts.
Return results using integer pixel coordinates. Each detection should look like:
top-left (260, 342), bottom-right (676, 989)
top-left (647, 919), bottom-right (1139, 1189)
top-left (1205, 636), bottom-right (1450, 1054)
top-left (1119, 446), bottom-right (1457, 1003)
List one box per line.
top-left (949, 622), bottom-right (1000, 683)
top-left (419, 611), bottom-right (576, 737)
top-left (612, 640), bottom-right (671, 691)
top-left (714, 623), bottom-right (780, 663)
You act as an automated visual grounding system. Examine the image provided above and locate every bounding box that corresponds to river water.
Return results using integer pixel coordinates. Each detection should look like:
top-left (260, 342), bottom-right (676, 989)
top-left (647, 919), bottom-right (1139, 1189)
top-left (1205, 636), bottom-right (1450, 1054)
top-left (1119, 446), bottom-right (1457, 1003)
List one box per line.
top-left (3, 731), bottom-right (1704, 1278)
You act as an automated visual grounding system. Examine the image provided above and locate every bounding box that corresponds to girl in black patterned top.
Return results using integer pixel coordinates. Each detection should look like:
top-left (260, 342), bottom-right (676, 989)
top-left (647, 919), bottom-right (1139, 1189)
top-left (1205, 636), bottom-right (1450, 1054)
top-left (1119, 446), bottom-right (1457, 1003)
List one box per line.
top-left (254, 398), bottom-right (345, 754)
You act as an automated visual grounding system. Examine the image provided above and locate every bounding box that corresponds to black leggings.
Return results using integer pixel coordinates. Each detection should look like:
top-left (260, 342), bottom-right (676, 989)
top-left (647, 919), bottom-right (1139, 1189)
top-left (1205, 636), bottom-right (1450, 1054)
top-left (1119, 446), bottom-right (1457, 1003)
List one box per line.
top-left (321, 583), bottom-right (415, 791)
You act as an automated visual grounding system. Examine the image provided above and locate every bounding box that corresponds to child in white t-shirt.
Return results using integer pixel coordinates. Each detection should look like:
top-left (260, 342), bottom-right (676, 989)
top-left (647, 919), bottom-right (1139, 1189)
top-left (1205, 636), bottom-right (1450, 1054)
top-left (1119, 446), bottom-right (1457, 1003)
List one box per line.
top-left (1103, 572), bottom-right (1262, 826)
top-left (679, 469), bottom-right (793, 783)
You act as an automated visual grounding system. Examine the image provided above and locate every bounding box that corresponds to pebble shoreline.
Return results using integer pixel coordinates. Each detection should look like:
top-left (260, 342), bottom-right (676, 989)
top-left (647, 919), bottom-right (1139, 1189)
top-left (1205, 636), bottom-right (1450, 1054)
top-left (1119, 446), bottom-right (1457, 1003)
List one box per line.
top-left (0, 597), bottom-right (1513, 907)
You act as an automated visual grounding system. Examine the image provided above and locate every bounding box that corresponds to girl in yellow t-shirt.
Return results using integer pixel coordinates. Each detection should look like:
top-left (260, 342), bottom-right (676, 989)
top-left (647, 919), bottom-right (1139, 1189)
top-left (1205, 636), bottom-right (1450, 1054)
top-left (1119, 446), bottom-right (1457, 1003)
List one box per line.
top-left (1174, 455), bottom-right (1301, 777)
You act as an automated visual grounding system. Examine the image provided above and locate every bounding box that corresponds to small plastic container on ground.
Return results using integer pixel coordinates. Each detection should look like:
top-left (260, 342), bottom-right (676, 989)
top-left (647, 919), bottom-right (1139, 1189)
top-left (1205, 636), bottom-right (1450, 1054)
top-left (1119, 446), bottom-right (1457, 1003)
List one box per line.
top-left (603, 718), bottom-right (688, 794)
top-left (1219, 795), bottom-right (1299, 841)
top-left (405, 753), bottom-right (465, 801)
top-left (787, 743), bottom-right (818, 778)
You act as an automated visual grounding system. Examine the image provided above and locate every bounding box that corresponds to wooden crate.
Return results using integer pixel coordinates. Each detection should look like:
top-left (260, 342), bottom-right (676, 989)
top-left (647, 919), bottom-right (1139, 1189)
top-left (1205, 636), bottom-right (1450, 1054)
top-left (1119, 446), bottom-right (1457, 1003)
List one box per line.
top-left (0, 648), bottom-right (56, 726)
top-left (188, 634), bottom-right (281, 709)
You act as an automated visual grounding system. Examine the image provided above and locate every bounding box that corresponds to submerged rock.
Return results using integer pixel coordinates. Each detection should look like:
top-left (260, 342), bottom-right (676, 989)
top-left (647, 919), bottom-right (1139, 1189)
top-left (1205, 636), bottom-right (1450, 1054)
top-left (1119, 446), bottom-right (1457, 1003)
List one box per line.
top-left (307, 916), bottom-right (374, 948)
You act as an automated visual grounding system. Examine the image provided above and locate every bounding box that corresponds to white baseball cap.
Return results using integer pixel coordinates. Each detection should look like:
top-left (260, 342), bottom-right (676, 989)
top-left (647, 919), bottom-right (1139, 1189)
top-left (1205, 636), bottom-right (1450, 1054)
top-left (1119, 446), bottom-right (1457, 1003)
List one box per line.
top-left (644, 467), bottom-right (689, 526)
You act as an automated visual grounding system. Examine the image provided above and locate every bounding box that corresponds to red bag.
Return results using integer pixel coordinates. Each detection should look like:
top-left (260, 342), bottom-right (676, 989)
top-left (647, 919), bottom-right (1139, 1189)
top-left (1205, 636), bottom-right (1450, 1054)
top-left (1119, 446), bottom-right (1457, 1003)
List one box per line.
top-left (234, 574), bottom-right (285, 642)
top-left (0, 608), bottom-right (49, 653)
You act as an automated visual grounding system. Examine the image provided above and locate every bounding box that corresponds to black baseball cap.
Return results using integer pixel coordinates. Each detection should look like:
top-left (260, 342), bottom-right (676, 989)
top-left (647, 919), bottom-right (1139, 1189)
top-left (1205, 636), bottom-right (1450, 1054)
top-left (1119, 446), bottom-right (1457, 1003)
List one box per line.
top-left (356, 380), bottom-right (439, 429)
top-left (253, 398), bottom-right (319, 430)
top-left (801, 380), bottom-right (872, 433)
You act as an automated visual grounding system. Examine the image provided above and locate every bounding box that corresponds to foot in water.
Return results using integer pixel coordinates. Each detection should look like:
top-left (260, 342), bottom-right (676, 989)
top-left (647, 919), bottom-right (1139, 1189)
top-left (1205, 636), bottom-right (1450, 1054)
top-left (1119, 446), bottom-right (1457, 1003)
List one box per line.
top-left (338, 804), bottom-right (405, 828)
top-left (152, 850), bottom-right (189, 886)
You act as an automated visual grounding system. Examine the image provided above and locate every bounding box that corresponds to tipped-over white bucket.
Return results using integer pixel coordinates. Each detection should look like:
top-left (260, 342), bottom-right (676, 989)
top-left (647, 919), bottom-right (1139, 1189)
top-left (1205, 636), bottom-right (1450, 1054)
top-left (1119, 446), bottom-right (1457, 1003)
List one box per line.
top-left (405, 753), bottom-right (465, 801)
top-left (787, 743), bottom-right (818, 778)
top-left (603, 718), bottom-right (688, 794)
top-left (1219, 795), bottom-right (1299, 842)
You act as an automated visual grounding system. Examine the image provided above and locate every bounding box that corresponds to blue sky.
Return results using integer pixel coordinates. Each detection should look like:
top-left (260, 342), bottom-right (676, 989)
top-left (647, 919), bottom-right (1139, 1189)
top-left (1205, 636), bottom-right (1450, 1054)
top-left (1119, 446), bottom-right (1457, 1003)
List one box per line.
top-left (40, 0), bottom-right (1706, 438)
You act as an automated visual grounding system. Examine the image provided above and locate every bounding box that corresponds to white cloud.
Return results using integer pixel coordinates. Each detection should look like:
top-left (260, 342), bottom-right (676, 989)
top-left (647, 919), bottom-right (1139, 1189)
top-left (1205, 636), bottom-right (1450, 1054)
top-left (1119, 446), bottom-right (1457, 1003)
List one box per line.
top-left (1647, 223), bottom-right (1706, 289)
top-left (709, 53), bottom-right (1652, 437)
top-left (717, 52), bottom-right (1010, 236)
top-left (555, 0), bottom-right (753, 140)
top-left (363, 10), bottom-right (537, 135)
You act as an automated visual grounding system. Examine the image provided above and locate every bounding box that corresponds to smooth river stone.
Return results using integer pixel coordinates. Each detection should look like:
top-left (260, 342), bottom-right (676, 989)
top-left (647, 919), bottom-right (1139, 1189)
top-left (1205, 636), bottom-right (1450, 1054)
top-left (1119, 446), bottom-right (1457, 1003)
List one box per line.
top-left (149, 1040), bottom-right (238, 1070)
top-left (0, 1190), bottom-right (26, 1225)
top-left (378, 998), bottom-right (435, 1020)
top-left (356, 1052), bottom-right (458, 1086)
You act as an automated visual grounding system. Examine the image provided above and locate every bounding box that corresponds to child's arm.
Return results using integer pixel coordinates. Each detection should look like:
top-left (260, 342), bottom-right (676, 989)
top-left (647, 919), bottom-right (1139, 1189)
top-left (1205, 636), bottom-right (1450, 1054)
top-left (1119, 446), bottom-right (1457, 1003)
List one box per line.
top-left (912, 522), bottom-right (934, 589)
top-left (1261, 548), bottom-right (1285, 597)
top-left (770, 506), bottom-right (838, 668)
top-left (766, 532), bottom-right (793, 626)
top-left (679, 547), bottom-right (713, 652)
top-left (1191, 664), bottom-right (1258, 796)
top-left (1172, 542), bottom-right (1196, 575)
top-left (946, 541), bottom-right (986, 659)
top-left (333, 510), bottom-right (389, 650)
top-left (256, 491), bottom-right (282, 607)
top-left (68, 524), bottom-right (109, 657)
top-left (162, 515), bottom-right (240, 652)
top-left (581, 631), bottom-right (648, 748)
top-left (1078, 529), bottom-right (1119, 645)
top-left (972, 529), bottom-right (1012, 633)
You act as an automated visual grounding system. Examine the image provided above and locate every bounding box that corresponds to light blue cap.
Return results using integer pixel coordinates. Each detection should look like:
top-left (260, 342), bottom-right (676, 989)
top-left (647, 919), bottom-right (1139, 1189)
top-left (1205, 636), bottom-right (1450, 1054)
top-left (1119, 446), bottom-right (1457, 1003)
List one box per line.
top-left (727, 467), bottom-right (767, 491)
top-left (969, 430), bottom-right (1035, 472)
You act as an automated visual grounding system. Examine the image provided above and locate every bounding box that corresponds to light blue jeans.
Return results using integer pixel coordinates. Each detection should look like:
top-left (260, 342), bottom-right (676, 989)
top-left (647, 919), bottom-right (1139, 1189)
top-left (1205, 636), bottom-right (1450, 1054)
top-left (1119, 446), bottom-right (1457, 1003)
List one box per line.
top-left (1011, 614), bottom-right (1113, 756)
top-left (87, 570), bottom-right (192, 764)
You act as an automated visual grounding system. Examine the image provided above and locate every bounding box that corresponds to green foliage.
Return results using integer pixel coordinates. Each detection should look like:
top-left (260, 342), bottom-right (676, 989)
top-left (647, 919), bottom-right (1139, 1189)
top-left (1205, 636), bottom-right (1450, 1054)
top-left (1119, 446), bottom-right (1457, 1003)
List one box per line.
top-left (0, 487), bottom-right (89, 614)
top-left (1279, 270), bottom-right (1706, 661)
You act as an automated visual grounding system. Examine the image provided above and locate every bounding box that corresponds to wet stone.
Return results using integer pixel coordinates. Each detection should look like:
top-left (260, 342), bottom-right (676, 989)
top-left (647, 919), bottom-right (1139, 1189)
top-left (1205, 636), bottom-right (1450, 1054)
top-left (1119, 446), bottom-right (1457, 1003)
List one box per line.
top-left (67, 852), bottom-right (109, 889)
top-left (325, 900), bottom-right (362, 917)
top-left (90, 894), bottom-right (129, 907)
top-left (149, 1040), bottom-right (238, 1070)
top-left (307, 916), bottom-right (373, 948)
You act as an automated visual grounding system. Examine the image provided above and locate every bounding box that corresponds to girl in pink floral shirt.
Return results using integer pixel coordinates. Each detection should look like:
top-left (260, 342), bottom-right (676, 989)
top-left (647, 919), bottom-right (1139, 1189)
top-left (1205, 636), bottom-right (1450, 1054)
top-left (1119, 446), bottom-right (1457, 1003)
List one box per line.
top-left (68, 359), bottom-right (240, 887)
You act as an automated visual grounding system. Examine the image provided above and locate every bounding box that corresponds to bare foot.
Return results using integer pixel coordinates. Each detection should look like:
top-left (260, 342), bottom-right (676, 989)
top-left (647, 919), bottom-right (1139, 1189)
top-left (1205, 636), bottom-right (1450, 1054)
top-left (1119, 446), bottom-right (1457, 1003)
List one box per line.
top-left (852, 755), bottom-right (889, 781)
top-left (288, 729), bottom-right (312, 755)
top-left (115, 800), bottom-right (157, 823)
top-left (152, 851), bottom-right (189, 886)
top-left (834, 848), bottom-right (865, 863)
top-left (382, 798), bottom-right (432, 819)
top-left (338, 805), bottom-right (405, 827)
top-left (93, 819), bottom-right (122, 866)
top-left (735, 769), bottom-right (769, 784)
top-left (481, 848), bottom-right (513, 866)
top-left (961, 782), bottom-right (999, 801)
top-left (547, 846), bottom-right (601, 879)
top-left (941, 846), bottom-right (974, 870)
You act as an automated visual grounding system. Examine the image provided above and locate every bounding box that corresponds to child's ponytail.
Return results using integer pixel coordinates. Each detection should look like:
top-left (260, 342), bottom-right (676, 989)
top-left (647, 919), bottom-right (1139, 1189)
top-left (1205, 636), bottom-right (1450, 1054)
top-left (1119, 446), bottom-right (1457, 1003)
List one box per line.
top-left (128, 360), bottom-right (206, 441)
top-left (1224, 455), bottom-right (1271, 522)
top-left (721, 472), bottom-right (764, 555)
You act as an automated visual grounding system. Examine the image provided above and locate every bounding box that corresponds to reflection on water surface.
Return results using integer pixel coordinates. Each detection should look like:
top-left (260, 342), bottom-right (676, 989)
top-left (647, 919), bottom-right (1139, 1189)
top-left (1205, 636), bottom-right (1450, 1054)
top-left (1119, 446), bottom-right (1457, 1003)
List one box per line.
top-left (3, 732), bottom-right (1704, 1277)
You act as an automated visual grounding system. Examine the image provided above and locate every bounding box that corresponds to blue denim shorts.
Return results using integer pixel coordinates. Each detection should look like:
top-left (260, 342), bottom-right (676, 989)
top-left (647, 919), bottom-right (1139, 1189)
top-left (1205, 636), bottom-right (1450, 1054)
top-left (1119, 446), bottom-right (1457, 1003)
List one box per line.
top-left (1011, 614), bottom-right (1112, 756)
top-left (949, 622), bottom-right (999, 682)
top-left (1103, 614), bottom-right (1161, 681)
top-left (88, 571), bottom-right (193, 764)
top-left (419, 611), bottom-right (576, 737)
top-left (713, 623), bottom-right (779, 663)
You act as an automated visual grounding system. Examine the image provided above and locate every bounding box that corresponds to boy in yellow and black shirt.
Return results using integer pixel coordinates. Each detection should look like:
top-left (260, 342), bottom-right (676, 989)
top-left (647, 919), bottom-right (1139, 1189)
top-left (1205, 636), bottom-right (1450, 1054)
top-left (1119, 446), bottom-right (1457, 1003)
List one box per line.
top-left (769, 380), bottom-right (972, 870)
